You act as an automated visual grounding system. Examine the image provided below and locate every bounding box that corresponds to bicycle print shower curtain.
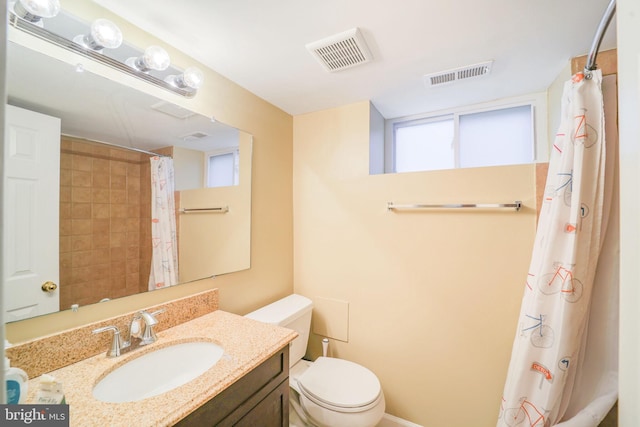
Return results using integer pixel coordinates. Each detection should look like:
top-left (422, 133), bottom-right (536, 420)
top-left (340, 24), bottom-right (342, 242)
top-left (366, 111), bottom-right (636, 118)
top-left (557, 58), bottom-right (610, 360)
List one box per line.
top-left (498, 70), bottom-right (616, 426)
top-left (149, 156), bottom-right (178, 290)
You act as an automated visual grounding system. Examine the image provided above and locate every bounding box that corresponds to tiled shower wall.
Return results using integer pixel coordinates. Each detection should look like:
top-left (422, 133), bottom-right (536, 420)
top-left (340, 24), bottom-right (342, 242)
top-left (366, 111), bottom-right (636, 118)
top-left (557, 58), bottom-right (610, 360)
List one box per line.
top-left (59, 137), bottom-right (152, 310)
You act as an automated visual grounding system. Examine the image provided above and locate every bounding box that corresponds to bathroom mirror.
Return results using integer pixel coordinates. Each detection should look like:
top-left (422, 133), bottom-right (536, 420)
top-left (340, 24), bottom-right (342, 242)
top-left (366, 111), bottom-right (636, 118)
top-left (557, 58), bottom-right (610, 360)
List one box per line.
top-left (4, 36), bottom-right (252, 322)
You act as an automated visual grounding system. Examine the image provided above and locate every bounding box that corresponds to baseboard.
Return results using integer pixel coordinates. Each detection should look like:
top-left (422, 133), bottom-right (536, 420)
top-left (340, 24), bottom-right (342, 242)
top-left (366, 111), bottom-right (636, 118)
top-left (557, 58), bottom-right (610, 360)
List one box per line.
top-left (377, 413), bottom-right (424, 427)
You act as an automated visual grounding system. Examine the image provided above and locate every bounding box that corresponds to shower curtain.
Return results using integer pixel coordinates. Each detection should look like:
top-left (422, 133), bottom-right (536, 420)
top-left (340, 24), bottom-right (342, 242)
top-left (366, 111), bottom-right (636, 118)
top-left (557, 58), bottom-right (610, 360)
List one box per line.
top-left (498, 70), bottom-right (618, 426)
top-left (149, 156), bottom-right (179, 290)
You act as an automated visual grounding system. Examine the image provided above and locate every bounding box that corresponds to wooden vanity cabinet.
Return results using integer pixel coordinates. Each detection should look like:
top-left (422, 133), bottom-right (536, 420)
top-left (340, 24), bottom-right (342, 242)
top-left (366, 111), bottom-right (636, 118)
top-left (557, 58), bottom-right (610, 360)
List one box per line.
top-left (175, 346), bottom-right (289, 427)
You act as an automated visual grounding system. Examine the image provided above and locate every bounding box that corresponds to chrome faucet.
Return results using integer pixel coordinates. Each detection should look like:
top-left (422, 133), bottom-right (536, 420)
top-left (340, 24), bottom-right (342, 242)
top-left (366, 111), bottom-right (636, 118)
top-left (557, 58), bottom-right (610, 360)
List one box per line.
top-left (93, 309), bottom-right (165, 358)
top-left (129, 309), bottom-right (165, 346)
top-left (92, 325), bottom-right (124, 357)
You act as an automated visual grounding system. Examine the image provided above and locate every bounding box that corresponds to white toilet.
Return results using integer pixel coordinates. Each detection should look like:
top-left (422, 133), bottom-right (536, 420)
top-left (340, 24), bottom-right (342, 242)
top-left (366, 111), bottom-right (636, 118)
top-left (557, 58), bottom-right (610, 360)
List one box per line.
top-left (245, 294), bottom-right (385, 427)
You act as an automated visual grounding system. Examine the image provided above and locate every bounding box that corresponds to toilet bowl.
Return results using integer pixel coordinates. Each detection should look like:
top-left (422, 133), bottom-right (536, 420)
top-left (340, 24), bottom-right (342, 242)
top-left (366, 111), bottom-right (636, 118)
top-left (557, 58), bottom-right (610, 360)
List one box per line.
top-left (245, 294), bottom-right (385, 427)
top-left (291, 357), bottom-right (385, 427)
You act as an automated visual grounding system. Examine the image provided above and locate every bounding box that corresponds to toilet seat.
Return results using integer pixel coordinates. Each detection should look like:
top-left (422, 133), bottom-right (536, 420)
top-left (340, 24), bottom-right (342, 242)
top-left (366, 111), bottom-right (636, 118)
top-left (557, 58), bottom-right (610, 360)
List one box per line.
top-left (297, 357), bottom-right (383, 413)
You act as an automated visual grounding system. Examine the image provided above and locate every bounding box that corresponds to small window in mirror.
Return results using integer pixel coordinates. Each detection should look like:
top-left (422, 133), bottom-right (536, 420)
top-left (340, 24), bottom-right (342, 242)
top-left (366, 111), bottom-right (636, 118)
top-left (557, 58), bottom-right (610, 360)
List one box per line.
top-left (206, 149), bottom-right (239, 187)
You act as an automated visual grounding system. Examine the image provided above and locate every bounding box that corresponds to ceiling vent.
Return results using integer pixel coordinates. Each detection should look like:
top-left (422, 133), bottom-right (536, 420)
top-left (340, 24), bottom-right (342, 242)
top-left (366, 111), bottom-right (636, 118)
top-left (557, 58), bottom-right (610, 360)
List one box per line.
top-left (423, 61), bottom-right (493, 88)
top-left (180, 131), bottom-right (209, 142)
top-left (151, 101), bottom-right (196, 119)
top-left (306, 28), bottom-right (373, 72)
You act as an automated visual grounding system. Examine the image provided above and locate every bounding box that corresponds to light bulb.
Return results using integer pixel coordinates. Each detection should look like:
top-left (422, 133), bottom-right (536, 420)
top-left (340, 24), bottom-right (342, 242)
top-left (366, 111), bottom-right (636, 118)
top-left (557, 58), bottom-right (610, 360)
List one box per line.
top-left (165, 66), bottom-right (204, 90)
top-left (182, 67), bottom-right (204, 89)
top-left (13, 0), bottom-right (60, 22)
top-left (90, 19), bottom-right (123, 49)
top-left (73, 19), bottom-right (122, 51)
top-left (126, 45), bottom-right (170, 72)
top-left (143, 46), bottom-right (170, 70)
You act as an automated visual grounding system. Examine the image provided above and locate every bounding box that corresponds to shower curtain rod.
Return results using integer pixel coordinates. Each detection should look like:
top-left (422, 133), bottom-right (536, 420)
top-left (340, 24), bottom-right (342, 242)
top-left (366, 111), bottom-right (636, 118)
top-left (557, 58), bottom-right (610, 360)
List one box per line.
top-left (584, 0), bottom-right (616, 76)
top-left (64, 135), bottom-right (170, 158)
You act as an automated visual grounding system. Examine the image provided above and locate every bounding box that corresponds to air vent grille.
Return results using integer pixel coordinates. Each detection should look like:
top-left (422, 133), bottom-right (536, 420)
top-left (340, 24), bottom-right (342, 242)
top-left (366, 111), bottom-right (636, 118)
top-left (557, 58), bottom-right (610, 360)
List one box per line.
top-left (306, 28), bottom-right (373, 72)
top-left (424, 61), bottom-right (493, 88)
top-left (151, 101), bottom-right (196, 119)
top-left (180, 131), bottom-right (209, 141)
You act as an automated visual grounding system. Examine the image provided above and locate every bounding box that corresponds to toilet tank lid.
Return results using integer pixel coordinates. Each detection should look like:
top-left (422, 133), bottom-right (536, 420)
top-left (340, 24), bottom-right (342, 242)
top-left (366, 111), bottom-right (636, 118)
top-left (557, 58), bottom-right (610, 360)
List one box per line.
top-left (244, 294), bottom-right (312, 325)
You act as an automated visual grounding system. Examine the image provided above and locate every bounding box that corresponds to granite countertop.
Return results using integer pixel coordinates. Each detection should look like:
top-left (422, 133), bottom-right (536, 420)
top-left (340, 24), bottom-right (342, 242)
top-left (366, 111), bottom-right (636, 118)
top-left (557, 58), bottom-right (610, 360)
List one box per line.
top-left (24, 310), bottom-right (297, 427)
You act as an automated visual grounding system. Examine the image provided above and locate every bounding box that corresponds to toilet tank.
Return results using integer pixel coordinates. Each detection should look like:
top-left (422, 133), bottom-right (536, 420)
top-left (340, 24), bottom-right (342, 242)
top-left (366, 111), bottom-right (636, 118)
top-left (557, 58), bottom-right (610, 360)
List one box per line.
top-left (245, 294), bottom-right (312, 366)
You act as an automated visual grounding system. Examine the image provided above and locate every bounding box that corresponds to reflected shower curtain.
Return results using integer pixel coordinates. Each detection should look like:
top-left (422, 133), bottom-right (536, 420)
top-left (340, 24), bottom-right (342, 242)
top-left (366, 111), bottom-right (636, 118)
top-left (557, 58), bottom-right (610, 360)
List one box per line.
top-left (149, 156), bottom-right (178, 290)
top-left (498, 70), bottom-right (617, 426)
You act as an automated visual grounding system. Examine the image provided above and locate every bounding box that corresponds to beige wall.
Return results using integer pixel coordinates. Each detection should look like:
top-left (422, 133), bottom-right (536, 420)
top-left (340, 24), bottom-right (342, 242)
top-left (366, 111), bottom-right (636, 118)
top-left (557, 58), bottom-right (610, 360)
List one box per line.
top-left (179, 134), bottom-right (252, 282)
top-left (173, 146), bottom-right (205, 191)
top-left (293, 101), bottom-right (538, 426)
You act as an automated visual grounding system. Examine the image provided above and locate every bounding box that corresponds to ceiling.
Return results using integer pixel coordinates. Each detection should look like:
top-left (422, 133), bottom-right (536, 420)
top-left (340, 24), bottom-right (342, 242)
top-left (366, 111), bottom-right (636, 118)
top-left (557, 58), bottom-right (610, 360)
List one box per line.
top-left (7, 41), bottom-right (239, 153)
top-left (89, 0), bottom-right (617, 119)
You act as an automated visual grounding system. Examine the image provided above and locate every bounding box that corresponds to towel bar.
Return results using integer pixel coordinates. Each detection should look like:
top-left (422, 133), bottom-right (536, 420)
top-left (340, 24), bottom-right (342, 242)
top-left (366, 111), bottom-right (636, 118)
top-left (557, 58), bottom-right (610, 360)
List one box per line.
top-left (179, 206), bottom-right (229, 214)
top-left (387, 201), bottom-right (522, 211)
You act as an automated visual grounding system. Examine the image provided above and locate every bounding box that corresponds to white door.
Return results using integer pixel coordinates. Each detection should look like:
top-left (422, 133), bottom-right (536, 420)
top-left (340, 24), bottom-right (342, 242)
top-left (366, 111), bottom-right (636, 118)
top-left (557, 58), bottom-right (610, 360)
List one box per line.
top-left (3, 104), bottom-right (61, 322)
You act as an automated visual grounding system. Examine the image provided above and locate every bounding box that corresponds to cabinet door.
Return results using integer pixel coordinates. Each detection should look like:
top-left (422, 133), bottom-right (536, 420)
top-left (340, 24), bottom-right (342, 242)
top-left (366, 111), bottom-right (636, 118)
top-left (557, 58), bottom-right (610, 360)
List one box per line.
top-left (235, 378), bottom-right (289, 427)
top-left (175, 346), bottom-right (289, 427)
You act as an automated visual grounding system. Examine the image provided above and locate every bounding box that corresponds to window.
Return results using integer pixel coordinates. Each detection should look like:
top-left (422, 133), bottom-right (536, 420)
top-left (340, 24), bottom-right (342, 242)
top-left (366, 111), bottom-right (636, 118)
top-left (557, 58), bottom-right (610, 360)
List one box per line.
top-left (383, 99), bottom-right (542, 174)
top-left (205, 148), bottom-right (239, 187)
top-left (394, 116), bottom-right (455, 172)
top-left (458, 105), bottom-right (533, 168)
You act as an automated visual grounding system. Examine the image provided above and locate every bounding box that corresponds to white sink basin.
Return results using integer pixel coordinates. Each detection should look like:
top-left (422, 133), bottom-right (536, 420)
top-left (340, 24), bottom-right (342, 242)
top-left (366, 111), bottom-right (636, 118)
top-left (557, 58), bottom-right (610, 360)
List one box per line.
top-left (92, 341), bottom-right (225, 403)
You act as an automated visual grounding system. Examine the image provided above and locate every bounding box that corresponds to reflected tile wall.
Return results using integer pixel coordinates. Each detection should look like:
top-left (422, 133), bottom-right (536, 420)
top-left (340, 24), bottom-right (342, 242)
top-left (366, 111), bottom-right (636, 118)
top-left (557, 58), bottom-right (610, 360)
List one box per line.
top-left (59, 137), bottom-right (152, 310)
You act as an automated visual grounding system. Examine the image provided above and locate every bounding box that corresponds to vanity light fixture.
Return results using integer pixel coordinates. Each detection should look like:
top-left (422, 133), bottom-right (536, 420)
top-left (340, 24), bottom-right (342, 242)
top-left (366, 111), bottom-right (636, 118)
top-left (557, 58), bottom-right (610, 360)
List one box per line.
top-left (165, 66), bottom-right (204, 90)
top-left (73, 18), bottom-right (123, 52)
top-left (126, 45), bottom-right (171, 72)
top-left (11, 0), bottom-right (60, 25)
top-left (8, 7), bottom-right (203, 98)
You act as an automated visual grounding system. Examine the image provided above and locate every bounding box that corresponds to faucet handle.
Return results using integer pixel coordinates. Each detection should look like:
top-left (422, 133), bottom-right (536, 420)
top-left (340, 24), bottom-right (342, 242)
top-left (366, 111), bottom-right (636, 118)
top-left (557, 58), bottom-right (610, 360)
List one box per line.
top-left (138, 309), bottom-right (165, 345)
top-left (136, 308), bottom-right (165, 325)
top-left (92, 326), bottom-right (123, 358)
top-left (148, 308), bottom-right (165, 318)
